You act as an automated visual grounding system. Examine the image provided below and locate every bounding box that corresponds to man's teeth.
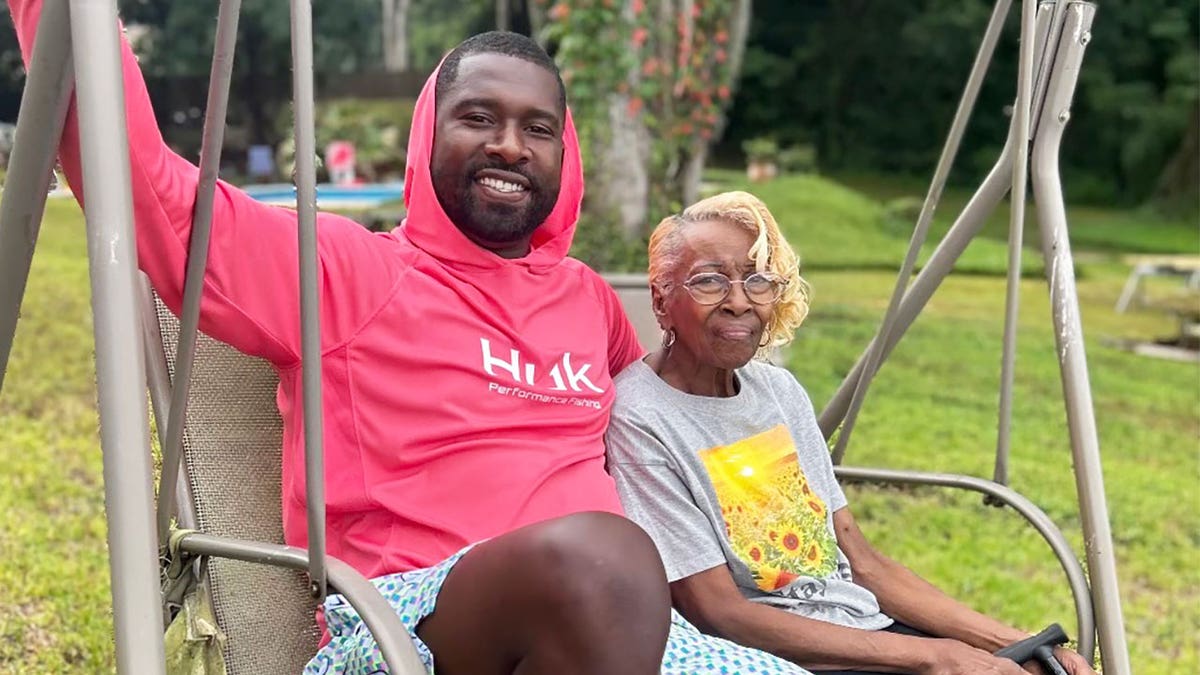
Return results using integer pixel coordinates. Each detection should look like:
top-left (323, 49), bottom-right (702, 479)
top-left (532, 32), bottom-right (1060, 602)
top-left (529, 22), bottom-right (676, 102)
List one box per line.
top-left (478, 177), bottom-right (527, 193)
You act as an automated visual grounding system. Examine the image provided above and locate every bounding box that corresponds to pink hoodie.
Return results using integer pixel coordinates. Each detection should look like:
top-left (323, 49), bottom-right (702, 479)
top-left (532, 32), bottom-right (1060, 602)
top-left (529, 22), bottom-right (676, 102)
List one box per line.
top-left (10, 0), bottom-right (642, 579)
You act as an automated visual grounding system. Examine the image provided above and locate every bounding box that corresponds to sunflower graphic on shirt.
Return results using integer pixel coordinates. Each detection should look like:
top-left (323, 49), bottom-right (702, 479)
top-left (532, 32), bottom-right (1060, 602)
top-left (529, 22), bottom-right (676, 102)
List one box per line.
top-left (699, 424), bottom-right (838, 592)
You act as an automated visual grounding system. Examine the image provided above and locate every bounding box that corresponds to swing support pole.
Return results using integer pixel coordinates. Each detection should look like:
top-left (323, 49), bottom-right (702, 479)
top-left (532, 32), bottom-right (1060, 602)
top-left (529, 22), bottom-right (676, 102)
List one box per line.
top-left (817, 3), bottom-right (1129, 671)
top-left (0, 0), bottom-right (1130, 672)
top-left (1029, 6), bottom-right (1128, 670)
top-left (71, 0), bottom-right (167, 670)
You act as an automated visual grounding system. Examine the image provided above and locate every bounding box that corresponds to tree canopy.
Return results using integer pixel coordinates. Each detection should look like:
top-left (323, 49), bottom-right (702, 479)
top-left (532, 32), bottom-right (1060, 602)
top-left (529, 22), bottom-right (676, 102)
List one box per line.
top-left (0, 0), bottom-right (1194, 211)
top-left (721, 0), bottom-right (1199, 208)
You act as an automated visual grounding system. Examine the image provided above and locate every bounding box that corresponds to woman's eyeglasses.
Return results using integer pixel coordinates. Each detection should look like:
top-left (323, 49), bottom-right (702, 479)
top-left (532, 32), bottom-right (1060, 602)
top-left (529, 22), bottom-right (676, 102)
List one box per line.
top-left (682, 272), bottom-right (786, 306)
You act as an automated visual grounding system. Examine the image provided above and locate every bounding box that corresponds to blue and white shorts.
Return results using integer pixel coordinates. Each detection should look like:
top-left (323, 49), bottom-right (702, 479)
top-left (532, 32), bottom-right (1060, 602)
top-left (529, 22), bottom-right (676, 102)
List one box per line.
top-left (303, 545), bottom-right (811, 674)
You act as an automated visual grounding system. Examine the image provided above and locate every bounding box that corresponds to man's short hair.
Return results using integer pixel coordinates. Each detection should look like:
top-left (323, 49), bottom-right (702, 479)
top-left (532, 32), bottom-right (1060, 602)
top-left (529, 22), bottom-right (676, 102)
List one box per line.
top-left (435, 31), bottom-right (567, 114)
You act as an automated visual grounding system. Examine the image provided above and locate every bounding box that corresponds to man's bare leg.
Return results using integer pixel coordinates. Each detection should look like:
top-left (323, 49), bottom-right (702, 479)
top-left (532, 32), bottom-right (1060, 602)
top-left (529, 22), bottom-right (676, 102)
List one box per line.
top-left (418, 512), bottom-right (671, 675)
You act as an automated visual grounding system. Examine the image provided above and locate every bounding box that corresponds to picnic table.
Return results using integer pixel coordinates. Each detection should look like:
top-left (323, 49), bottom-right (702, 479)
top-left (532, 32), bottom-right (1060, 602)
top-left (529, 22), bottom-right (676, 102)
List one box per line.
top-left (1114, 255), bottom-right (1200, 313)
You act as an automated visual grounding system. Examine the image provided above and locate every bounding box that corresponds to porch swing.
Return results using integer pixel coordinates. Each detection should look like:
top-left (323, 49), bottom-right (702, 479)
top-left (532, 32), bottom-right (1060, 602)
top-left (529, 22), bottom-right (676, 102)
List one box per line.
top-left (0, 0), bottom-right (1130, 673)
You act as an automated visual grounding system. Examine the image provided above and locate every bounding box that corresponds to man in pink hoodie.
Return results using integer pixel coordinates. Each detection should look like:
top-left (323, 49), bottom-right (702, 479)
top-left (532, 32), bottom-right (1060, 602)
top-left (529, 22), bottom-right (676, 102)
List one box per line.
top-left (8, 2), bottom-right (813, 673)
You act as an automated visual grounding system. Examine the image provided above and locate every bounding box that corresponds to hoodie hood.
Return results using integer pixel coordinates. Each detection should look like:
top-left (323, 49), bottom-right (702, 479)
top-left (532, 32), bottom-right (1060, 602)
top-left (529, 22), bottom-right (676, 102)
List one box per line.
top-left (400, 61), bottom-right (585, 271)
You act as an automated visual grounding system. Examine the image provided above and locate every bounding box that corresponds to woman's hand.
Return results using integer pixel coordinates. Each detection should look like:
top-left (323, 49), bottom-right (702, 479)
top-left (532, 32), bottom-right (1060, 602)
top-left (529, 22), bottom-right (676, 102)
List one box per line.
top-left (921, 639), bottom-right (1028, 675)
top-left (1054, 647), bottom-right (1099, 675)
top-left (1020, 647), bottom-right (1098, 675)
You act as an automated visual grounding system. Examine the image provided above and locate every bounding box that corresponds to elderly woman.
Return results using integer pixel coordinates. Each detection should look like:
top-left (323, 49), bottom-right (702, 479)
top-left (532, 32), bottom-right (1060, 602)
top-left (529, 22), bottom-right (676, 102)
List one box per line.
top-left (605, 191), bottom-right (1095, 675)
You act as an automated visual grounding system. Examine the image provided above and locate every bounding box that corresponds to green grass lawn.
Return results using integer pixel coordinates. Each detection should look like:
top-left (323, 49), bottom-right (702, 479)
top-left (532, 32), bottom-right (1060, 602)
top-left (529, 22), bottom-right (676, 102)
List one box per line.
top-left (1, 177), bottom-right (1197, 672)
top-left (0, 199), bottom-right (113, 672)
top-left (788, 270), bottom-right (1198, 672)
top-left (829, 169), bottom-right (1200, 257)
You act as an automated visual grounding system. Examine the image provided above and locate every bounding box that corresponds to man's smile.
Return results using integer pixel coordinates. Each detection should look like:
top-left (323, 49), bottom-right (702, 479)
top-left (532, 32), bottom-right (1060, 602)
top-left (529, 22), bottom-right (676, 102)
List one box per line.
top-left (474, 168), bottom-right (532, 204)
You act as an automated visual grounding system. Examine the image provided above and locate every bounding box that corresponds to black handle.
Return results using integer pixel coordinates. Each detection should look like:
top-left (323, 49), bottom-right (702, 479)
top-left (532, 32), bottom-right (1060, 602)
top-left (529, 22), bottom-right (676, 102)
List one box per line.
top-left (1034, 645), bottom-right (1070, 675)
top-left (994, 623), bottom-right (1068, 663)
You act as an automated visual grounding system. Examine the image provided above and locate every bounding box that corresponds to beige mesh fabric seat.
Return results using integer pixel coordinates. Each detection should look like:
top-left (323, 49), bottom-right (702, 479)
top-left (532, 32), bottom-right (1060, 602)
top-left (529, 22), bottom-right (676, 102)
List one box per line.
top-left (150, 274), bottom-right (659, 674)
top-left (153, 293), bottom-right (320, 675)
top-left (603, 273), bottom-right (660, 353)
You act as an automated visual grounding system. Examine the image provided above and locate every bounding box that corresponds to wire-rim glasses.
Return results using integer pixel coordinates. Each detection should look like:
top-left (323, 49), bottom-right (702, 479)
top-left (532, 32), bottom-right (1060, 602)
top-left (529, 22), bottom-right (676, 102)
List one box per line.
top-left (682, 272), bottom-right (786, 306)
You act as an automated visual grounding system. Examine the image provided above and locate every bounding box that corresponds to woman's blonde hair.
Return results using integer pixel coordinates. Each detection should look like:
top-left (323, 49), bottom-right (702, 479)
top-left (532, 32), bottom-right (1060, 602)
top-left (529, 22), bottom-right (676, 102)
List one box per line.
top-left (647, 191), bottom-right (811, 357)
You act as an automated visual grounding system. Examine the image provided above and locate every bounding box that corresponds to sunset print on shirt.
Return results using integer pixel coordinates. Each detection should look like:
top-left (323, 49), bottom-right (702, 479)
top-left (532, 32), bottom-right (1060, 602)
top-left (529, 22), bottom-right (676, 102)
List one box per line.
top-left (699, 424), bottom-right (837, 592)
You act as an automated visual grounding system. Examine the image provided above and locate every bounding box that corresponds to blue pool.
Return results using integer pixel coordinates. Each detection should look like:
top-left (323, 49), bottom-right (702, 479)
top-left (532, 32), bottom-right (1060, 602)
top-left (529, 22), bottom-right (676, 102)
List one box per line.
top-left (243, 182), bottom-right (404, 209)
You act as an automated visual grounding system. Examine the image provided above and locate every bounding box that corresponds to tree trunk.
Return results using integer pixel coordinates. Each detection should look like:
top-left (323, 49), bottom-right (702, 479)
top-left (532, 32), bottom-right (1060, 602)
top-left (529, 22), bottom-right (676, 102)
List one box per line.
top-left (726, 0), bottom-right (752, 84)
top-left (527, 0), bottom-right (547, 45)
top-left (1153, 104), bottom-right (1199, 211)
top-left (588, 0), bottom-right (653, 236)
top-left (679, 0), bottom-right (751, 206)
top-left (600, 93), bottom-right (652, 235)
top-left (242, 23), bottom-right (271, 146)
top-left (381, 0), bottom-right (411, 72)
top-left (496, 0), bottom-right (511, 31)
top-left (680, 147), bottom-right (705, 208)
top-left (566, 0), bottom-right (753, 237)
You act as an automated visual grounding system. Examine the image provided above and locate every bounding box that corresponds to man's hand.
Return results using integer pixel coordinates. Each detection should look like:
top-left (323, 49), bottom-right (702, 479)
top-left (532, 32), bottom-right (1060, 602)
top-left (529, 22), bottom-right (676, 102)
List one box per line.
top-left (1020, 647), bottom-right (1098, 675)
top-left (921, 639), bottom-right (1029, 675)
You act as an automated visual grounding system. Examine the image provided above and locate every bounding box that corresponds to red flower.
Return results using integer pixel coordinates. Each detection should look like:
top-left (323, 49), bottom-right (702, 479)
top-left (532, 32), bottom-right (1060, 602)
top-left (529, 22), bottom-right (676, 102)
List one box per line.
top-left (631, 27), bottom-right (648, 48)
top-left (627, 97), bottom-right (643, 115)
top-left (715, 29), bottom-right (729, 44)
top-left (715, 48), bottom-right (727, 64)
top-left (717, 85), bottom-right (731, 100)
top-left (632, 0), bottom-right (645, 15)
top-left (549, 2), bottom-right (569, 21)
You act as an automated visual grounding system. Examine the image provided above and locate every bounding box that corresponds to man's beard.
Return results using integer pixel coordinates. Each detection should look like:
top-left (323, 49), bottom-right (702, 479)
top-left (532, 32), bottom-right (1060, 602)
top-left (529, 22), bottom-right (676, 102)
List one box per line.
top-left (433, 160), bottom-right (559, 245)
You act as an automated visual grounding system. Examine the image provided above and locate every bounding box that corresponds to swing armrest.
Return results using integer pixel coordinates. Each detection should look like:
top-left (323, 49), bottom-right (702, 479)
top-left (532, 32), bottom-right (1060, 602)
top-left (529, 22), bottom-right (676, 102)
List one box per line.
top-left (833, 466), bottom-right (1095, 663)
top-left (175, 532), bottom-right (426, 675)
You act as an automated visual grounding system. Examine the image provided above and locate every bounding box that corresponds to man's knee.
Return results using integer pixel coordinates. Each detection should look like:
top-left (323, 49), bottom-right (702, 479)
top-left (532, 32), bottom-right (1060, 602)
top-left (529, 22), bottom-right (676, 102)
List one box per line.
top-left (525, 511), bottom-right (670, 618)
top-left (420, 513), bottom-right (670, 674)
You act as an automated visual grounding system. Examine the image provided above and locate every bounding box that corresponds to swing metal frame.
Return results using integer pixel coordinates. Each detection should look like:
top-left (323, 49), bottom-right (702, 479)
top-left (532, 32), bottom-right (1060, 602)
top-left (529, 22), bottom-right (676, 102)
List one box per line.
top-left (0, 0), bottom-right (1131, 673)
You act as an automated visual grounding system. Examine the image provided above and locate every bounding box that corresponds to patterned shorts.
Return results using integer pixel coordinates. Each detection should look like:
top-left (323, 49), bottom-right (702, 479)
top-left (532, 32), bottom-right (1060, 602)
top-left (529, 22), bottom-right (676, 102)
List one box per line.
top-left (303, 545), bottom-right (811, 674)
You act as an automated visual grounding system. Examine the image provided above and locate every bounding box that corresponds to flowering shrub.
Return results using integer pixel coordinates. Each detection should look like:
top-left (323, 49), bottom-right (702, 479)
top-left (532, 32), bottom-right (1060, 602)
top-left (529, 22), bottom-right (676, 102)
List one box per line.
top-left (539, 0), bottom-right (743, 232)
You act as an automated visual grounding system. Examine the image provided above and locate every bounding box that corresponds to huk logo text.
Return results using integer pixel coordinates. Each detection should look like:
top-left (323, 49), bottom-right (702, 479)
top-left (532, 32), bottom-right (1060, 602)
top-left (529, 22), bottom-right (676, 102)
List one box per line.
top-left (480, 338), bottom-right (603, 394)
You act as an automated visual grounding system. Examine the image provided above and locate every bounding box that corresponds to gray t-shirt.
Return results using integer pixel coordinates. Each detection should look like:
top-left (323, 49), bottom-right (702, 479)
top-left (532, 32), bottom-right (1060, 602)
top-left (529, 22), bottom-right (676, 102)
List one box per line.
top-left (606, 359), bottom-right (892, 631)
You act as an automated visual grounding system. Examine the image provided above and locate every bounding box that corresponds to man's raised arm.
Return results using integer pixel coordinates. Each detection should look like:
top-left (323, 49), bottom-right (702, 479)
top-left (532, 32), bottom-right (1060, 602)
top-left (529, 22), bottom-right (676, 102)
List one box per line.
top-left (7, 0), bottom-right (402, 365)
